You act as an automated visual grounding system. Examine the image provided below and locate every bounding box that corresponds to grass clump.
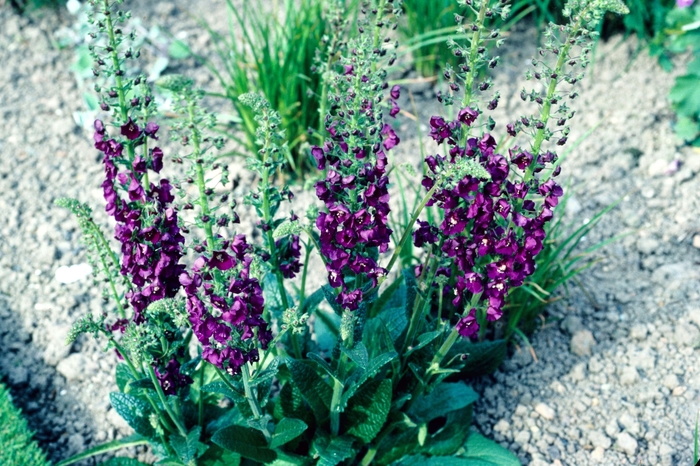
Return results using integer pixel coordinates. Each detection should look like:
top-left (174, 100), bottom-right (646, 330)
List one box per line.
top-left (0, 382), bottom-right (48, 466)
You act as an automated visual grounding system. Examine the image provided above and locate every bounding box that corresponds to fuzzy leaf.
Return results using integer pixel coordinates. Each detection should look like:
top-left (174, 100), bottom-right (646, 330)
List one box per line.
top-left (288, 360), bottom-right (332, 422)
top-left (269, 418), bottom-right (308, 449)
top-left (116, 364), bottom-right (132, 393)
top-left (322, 285), bottom-right (343, 315)
top-left (201, 381), bottom-right (242, 399)
top-left (449, 339), bottom-right (507, 378)
top-left (211, 425), bottom-right (277, 463)
top-left (170, 426), bottom-right (202, 464)
top-left (340, 351), bottom-right (397, 407)
top-left (459, 432), bottom-right (521, 465)
top-left (408, 382), bottom-right (478, 423)
top-left (313, 435), bottom-right (356, 466)
top-left (302, 287), bottom-right (325, 315)
top-left (344, 379), bottom-right (392, 443)
top-left (100, 459), bottom-right (149, 466)
top-left (197, 444), bottom-right (241, 466)
top-left (109, 392), bottom-right (155, 439)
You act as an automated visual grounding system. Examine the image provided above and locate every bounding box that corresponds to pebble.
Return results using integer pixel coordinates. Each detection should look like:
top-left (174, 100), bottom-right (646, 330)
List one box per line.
top-left (43, 324), bottom-right (72, 366)
top-left (629, 324), bottom-right (648, 340)
top-left (648, 159), bottom-right (668, 177)
top-left (636, 236), bottom-right (659, 255)
top-left (514, 430), bottom-right (531, 445)
top-left (56, 353), bottom-right (89, 381)
top-left (570, 330), bottom-right (596, 357)
top-left (662, 374), bottom-right (680, 390)
top-left (534, 403), bottom-right (555, 421)
top-left (693, 234), bottom-right (700, 250)
top-left (591, 446), bottom-right (605, 461)
top-left (616, 432), bottom-right (638, 456)
top-left (619, 366), bottom-right (640, 385)
top-left (588, 430), bottom-right (612, 449)
top-left (672, 386), bottom-right (687, 397)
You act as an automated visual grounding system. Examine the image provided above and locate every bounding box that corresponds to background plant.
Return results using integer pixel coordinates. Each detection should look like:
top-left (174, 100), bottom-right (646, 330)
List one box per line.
top-left (650, 1), bottom-right (700, 145)
top-left (0, 382), bottom-right (48, 466)
top-left (195, 0), bottom-right (353, 178)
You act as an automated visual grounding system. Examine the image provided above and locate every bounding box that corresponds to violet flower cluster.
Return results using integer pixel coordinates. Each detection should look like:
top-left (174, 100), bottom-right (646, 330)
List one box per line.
top-left (95, 119), bottom-right (185, 324)
top-left (416, 109), bottom-right (563, 338)
top-left (312, 81), bottom-right (402, 311)
top-left (179, 235), bottom-right (272, 375)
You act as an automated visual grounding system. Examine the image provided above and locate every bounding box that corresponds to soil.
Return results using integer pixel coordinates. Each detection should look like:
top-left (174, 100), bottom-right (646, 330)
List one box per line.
top-left (0, 1), bottom-right (698, 465)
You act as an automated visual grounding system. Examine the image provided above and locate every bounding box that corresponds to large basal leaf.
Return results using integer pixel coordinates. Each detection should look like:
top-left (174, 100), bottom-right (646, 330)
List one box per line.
top-left (170, 426), bottom-right (202, 464)
top-left (55, 434), bottom-right (147, 466)
top-left (288, 360), bottom-right (332, 423)
top-left (408, 382), bottom-right (478, 423)
top-left (449, 339), bottom-right (507, 378)
top-left (211, 425), bottom-right (277, 464)
top-left (393, 456), bottom-right (473, 465)
top-left (100, 459), bottom-right (149, 466)
top-left (344, 379), bottom-right (392, 443)
top-left (115, 364), bottom-right (133, 393)
top-left (460, 432), bottom-right (520, 466)
top-left (313, 435), bottom-right (356, 466)
top-left (373, 305), bottom-right (409, 342)
top-left (302, 287), bottom-right (326, 315)
top-left (269, 418), bottom-right (308, 449)
top-left (369, 274), bottom-right (406, 318)
top-left (109, 392), bottom-right (155, 439)
top-left (197, 444), bottom-right (241, 466)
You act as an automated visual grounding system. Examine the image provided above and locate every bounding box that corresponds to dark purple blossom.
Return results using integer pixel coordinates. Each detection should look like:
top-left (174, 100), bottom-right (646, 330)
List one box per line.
top-left (120, 118), bottom-right (142, 140)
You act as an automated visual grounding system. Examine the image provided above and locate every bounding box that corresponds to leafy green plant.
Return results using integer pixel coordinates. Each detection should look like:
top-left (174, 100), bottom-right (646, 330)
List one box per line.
top-left (57, 0), bottom-right (625, 465)
top-left (0, 382), bottom-right (49, 466)
top-left (9, 0), bottom-right (65, 13)
top-left (195, 0), bottom-right (345, 178)
top-left (651, 3), bottom-right (700, 145)
top-left (399, 0), bottom-right (468, 78)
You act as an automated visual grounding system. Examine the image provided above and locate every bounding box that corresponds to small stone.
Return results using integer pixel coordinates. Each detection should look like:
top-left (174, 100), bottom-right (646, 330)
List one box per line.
top-left (636, 237), bottom-right (659, 255)
top-left (7, 365), bottom-right (29, 385)
top-left (672, 386), bottom-right (687, 396)
top-left (605, 419), bottom-right (620, 437)
top-left (689, 308), bottom-right (700, 328)
top-left (693, 235), bottom-right (700, 250)
top-left (616, 432), bottom-right (638, 456)
top-left (629, 324), bottom-right (648, 340)
top-left (56, 353), bottom-right (89, 381)
top-left (648, 159), bottom-right (668, 177)
top-left (66, 433), bottom-right (85, 454)
top-left (618, 413), bottom-right (641, 436)
top-left (514, 430), bottom-right (531, 445)
top-left (591, 446), bottom-right (605, 461)
top-left (662, 374), bottom-right (679, 390)
top-left (569, 363), bottom-right (586, 381)
top-left (588, 430), bottom-right (612, 449)
top-left (43, 324), bottom-right (72, 366)
top-left (494, 419), bottom-right (511, 434)
top-left (620, 366), bottom-right (640, 385)
top-left (570, 330), bottom-right (596, 356)
top-left (534, 403), bottom-right (556, 421)
top-left (560, 315), bottom-right (584, 335)
top-left (674, 323), bottom-right (700, 347)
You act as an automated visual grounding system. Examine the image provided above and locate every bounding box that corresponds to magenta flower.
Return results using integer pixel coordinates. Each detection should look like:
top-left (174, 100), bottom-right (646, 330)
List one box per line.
top-left (120, 118), bottom-right (142, 140)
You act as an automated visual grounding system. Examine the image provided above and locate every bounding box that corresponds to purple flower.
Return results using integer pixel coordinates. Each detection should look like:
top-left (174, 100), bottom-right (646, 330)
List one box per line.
top-left (390, 85), bottom-right (401, 100)
top-left (120, 118), bottom-right (142, 140)
top-left (209, 250), bottom-right (235, 271)
top-left (381, 124), bottom-right (400, 150)
top-left (155, 358), bottom-right (193, 396)
top-left (276, 234), bottom-right (302, 279)
top-left (151, 147), bottom-right (163, 173)
top-left (144, 122), bottom-right (159, 140)
top-left (456, 308), bottom-right (479, 338)
top-left (457, 107), bottom-right (478, 126)
top-left (677, 0), bottom-right (694, 6)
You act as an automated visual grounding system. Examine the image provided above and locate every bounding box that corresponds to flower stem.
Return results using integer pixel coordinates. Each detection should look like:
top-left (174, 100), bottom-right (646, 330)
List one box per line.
top-left (384, 183), bottom-right (439, 277)
top-left (147, 364), bottom-right (187, 436)
top-left (241, 363), bottom-right (272, 442)
top-left (461, 0), bottom-right (490, 110)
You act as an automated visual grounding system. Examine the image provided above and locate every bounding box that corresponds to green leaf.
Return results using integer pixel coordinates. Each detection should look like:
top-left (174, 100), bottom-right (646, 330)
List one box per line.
top-left (675, 116), bottom-right (700, 142)
top-left (460, 432), bottom-right (520, 465)
top-left (170, 426), bottom-right (202, 464)
top-left (670, 75), bottom-right (700, 117)
top-left (116, 364), bottom-right (132, 393)
top-left (394, 455), bottom-right (473, 465)
top-left (197, 444), bottom-right (241, 466)
top-left (201, 381), bottom-right (242, 399)
top-left (302, 287), bottom-right (325, 315)
top-left (340, 342), bottom-right (369, 370)
top-left (288, 360), bottom-right (332, 422)
top-left (100, 459), bottom-right (149, 466)
top-left (128, 377), bottom-right (156, 391)
top-left (340, 351), bottom-right (397, 407)
top-left (55, 434), bottom-right (147, 466)
top-left (345, 379), bottom-right (392, 443)
top-left (313, 435), bottom-right (356, 466)
top-left (406, 331), bottom-right (441, 356)
top-left (109, 392), bottom-right (155, 439)
top-left (211, 425), bottom-right (277, 463)
top-left (449, 339), bottom-right (507, 378)
top-left (374, 305), bottom-right (409, 341)
top-left (369, 275), bottom-right (405, 318)
top-left (269, 418), bottom-right (308, 449)
top-left (322, 285), bottom-right (343, 315)
top-left (408, 382), bottom-right (478, 423)
top-left (169, 40), bottom-right (191, 59)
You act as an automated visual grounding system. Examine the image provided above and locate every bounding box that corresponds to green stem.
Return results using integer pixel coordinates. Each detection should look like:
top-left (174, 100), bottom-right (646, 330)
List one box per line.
top-left (402, 243), bottom-right (442, 355)
top-left (460, 0), bottom-right (489, 110)
top-left (147, 365), bottom-right (187, 436)
top-left (525, 14), bottom-right (586, 181)
top-left (384, 183), bottom-right (439, 277)
top-left (372, 0), bottom-right (387, 51)
top-left (102, 0), bottom-right (134, 163)
top-left (92, 232), bottom-right (125, 319)
top-left (188, 101), bottom-right (216, 252)
top-left (241, 364), bottom-right (272, 442)
top-left (197, 361), bottom-right (204, 426)
top-left (330, 309), bottom-right (355, 436)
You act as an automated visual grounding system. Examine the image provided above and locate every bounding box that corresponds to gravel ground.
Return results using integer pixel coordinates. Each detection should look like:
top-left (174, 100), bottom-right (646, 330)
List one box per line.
top-left (0, 1), bottom-right (699, 465)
